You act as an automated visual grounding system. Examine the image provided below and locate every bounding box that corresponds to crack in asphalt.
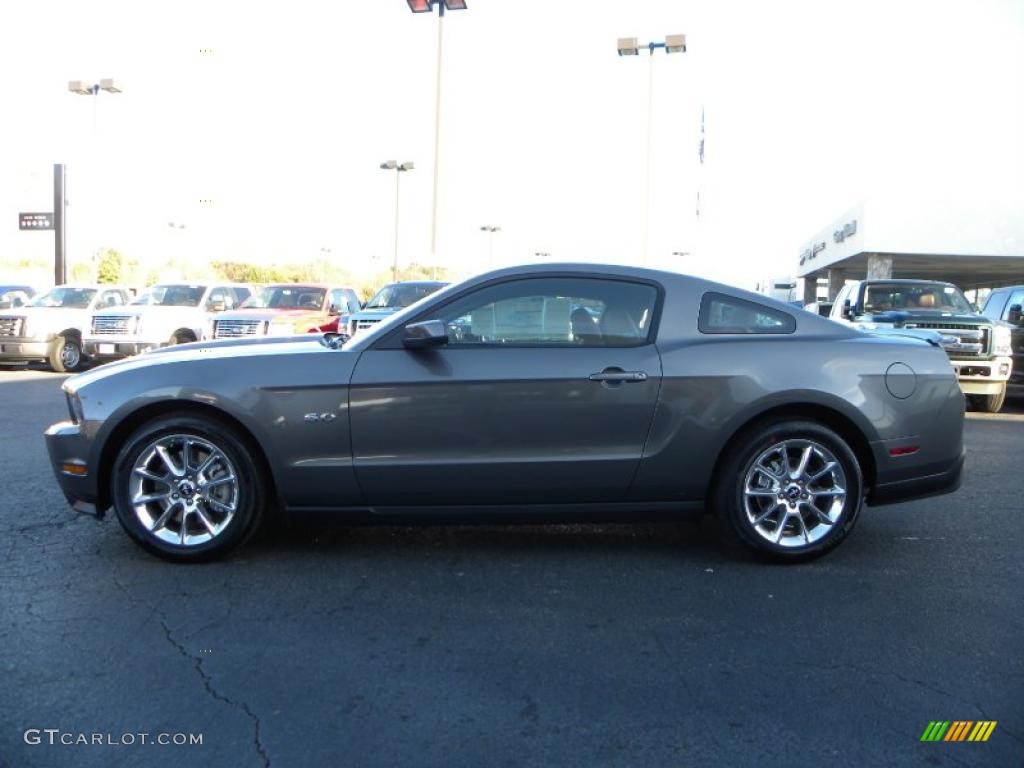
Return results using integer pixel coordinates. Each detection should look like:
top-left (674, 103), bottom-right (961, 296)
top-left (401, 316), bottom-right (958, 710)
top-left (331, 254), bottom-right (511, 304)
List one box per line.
top-left (160, 620), bottom-right (270, 768)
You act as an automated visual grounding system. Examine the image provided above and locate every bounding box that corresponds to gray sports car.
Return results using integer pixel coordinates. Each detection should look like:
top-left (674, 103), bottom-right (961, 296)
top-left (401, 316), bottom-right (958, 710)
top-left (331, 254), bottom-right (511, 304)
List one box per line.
top-left (45, 264), bottom-right (965, 562)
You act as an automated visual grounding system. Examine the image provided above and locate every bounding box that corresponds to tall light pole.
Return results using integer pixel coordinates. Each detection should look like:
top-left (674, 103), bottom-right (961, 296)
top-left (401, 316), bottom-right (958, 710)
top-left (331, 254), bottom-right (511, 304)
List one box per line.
top-left (67, 79), bottom-right (122, 286)
top-left (405, 0), bottom-right (467, 268)
top-left (616, 35), bottom-right (685, 265)
top-left (380, 161), bottom-right (414, 282)
top-left (480, 225), bottom-right (501, 268)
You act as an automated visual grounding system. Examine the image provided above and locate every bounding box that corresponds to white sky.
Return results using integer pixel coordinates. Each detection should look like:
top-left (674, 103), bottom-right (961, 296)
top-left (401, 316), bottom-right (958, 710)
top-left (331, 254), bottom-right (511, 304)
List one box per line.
top-left (1, 0), bottom-right (1022, 288)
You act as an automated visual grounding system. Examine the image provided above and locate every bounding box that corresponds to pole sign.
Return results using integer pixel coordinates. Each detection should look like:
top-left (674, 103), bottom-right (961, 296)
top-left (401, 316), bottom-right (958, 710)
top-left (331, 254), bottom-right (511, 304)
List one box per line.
top-left (19, 212), bottom-right (54, 230)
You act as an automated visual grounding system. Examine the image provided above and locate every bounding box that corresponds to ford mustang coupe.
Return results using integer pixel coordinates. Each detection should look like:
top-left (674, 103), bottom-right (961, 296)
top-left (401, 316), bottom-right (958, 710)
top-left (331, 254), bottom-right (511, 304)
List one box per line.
top-left (45, 264), bottom-right (965, 562)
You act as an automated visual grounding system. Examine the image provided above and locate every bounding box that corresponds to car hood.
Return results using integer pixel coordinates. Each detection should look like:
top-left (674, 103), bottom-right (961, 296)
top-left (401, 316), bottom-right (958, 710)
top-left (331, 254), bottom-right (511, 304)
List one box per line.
top-left (352, 307), bottom-right (402, 320)
top-left (2, 305), bottom-right (88, 331)
top-left (217, 308), bottom-right (324, 322)
top-left (865, 310), bottom-right (987, 325)
top-left (65, 335), bottom-right (342, 392)
top-left (94, 305), bottom-right (200, 316)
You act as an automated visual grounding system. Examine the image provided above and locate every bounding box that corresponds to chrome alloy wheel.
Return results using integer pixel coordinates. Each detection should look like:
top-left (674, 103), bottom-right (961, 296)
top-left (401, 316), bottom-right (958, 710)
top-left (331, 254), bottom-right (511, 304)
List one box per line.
top-left (128, 434), bottom-right (239, 547)
top-left (60, 341), bottom-right (81, 369)
top-left (742, 439), bottom-right (847, 548)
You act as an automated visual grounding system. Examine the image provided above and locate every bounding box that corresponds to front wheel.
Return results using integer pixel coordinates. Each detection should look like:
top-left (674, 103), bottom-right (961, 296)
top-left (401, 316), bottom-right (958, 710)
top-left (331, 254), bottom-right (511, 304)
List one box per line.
top-left (966, 384), bottom-right (1006, 414)
top-left (48, 334), bottom-right (84, 372)
top-left (712, 420), bottom-right (864, 561)
top-left (111, 415), bottom-right (266, 562)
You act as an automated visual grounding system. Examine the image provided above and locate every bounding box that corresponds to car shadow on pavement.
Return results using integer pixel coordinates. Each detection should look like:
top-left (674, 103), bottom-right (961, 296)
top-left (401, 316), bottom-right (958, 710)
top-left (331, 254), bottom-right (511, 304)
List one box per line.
top-left (246, 514), bottom-right (760, 564)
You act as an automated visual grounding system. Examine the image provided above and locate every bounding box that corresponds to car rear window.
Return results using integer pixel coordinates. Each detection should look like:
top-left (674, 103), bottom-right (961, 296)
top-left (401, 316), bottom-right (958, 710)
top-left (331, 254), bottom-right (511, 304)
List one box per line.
top-left (699, 292), bottom-right (796, 335)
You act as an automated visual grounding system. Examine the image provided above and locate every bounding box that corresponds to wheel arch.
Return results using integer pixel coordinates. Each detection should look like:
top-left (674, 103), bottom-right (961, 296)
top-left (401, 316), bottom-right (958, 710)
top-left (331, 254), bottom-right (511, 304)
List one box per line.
top-left (58, 327), bottom-right (83, 342)
top-left (94, 400), bottom-right (278, 513)
top-left (710, 400), bottom-right (877, 497)
top-left (171, 328), bottom-right (198, 343)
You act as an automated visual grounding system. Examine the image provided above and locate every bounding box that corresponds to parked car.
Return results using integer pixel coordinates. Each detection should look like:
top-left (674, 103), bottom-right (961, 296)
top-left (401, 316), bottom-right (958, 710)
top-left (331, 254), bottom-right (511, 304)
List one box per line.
top-left (84, 283), bottom-right (252, 362)
top-left (803, 301), bottom-right (833, 317)
top-left (0, 285), bottom-right (133, 371)
top-left (46, 264), bottom-right (964, 563)
top-left (0, 285), bottom-right (36, 309)
top-left (345, 280), bottom-right (447, 337)
top-left (204, 284), bottom-right (360, 339)
top-left (831, 279), bottom-right (1013, 412)
top-left (980, 285), bottom-right (1024, 398)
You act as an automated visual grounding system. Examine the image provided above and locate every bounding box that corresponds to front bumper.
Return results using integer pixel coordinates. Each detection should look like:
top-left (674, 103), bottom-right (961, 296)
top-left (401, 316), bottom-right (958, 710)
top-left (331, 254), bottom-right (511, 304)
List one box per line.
top-left (0, 338), bottom-right (51, 361)
top-left (952, 356), bottom-right (1012, 395)
top-left (83, 338), bottom-right (161, 360)
top-left (870, 449), bottom-right (965, 506)
top-left (44, 420), bottom-right (103, 516)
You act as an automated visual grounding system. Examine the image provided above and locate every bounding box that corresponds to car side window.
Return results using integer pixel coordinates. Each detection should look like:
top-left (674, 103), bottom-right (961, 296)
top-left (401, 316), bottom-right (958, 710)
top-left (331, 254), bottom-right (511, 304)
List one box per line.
top-left (426, 277), bottom-right (659, 347)
top-left (699, 292), bottom-right (796, 335)
top-left (97, 290), bottom-right (124, 308)
top-left (206, 287), bottom-right (234, 311)
top-left (1006, 290), bottom-right (1024, 319)
top-left (232, 287), bottom-right (252, 305)
top-left (981, 290), bottom-right (1006, 320)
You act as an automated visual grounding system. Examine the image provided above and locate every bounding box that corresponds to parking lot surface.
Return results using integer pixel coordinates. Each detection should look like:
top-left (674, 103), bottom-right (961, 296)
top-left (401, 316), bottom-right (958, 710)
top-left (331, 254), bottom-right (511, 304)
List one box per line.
top-left (1, 367), bottom-right (1021, 767)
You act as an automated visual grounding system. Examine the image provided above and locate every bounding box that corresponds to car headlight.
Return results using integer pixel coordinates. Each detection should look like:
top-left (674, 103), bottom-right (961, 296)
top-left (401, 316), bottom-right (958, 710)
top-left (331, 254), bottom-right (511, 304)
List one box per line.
top-left (20, 317), bottom-right (32, 337)
top-left (65, 390), bottom-right (85, 424)
top-left (993, 325), bottom-right (1012, 356)
top-left (203, 318), bottom-right (215, 339)
top-left (267, 321), bottom-right (294, 336)
top-left (132, 315), bottom-right (144, 335)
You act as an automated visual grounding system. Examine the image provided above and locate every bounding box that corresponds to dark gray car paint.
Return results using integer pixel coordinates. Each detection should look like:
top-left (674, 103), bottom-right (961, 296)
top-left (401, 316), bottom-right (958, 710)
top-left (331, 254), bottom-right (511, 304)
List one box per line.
top-left (46, 264), bottom-right (965, 518)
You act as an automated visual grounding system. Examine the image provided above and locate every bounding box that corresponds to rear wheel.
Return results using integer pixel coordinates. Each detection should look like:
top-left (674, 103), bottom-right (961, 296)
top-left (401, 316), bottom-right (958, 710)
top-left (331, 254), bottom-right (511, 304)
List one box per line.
top-left (48, 334), bottom-right (84, 372)
top-left (966, 384), bottom-right (1006, 413)
top-left (111, 415), bottom-right (266, 562)
top-left (712, 420), bottom-right (864, 561)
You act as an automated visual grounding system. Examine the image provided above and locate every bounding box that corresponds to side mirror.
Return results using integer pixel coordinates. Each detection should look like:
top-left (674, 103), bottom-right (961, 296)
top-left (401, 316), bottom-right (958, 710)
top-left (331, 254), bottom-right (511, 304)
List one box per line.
top-left (841, 299), bottom-right (853, 320)
top-left (209, 298), bottom-right (227, 312)
top-left (402, 320), bottom-right (448, 349)
top-left (1008, 304), bottom-right (1023, 325)
top-left (328, 303), bottom-right (340, 316)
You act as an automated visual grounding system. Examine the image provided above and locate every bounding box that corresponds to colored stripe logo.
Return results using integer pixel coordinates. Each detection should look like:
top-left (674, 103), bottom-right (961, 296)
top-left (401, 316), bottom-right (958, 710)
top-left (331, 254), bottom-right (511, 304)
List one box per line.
top-left (921, 721), bottom-right (997, 742)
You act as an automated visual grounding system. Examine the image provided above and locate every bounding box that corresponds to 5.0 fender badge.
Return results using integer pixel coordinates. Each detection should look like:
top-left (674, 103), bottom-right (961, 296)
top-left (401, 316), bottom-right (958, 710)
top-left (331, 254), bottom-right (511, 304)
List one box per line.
top-left (304, 412), bottom-right (337, 423)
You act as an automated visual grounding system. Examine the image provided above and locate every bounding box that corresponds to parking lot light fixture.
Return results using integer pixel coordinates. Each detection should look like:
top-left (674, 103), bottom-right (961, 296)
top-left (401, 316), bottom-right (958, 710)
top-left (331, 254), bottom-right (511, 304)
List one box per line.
top-left (617, 37), bottom-right (639, 56)
top-left (382, 160), bottom-right (415, 282)
top-left (480, 225), bottom-right (501, 267)
top-left (403, 0), bottom-right (467, 268)
top-left (615, 36), bottom-right (686, 265)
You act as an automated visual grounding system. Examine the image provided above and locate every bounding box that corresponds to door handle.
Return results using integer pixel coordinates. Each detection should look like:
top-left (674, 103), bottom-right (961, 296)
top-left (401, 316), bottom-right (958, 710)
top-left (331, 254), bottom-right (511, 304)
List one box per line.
top-left (589, 369), bottom-right (648, 383)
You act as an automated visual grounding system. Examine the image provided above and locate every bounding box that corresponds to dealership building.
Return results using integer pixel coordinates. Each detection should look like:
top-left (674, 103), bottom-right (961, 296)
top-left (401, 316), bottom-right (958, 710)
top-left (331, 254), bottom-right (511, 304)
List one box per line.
top-left (795, 194), bottom-right (1024, 304)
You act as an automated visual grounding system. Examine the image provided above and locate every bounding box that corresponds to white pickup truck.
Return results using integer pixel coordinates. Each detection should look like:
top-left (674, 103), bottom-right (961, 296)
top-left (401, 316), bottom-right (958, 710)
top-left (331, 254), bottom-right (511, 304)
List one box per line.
top-left (0, 285), bottom-right (133, 371)
top-left (84, 283), bottom-right (252, 362)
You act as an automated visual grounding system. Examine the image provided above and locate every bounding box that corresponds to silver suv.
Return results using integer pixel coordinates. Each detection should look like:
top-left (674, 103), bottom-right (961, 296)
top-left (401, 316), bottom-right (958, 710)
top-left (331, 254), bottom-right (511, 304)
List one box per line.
top-left (0, 285), bottom-right (133, 371)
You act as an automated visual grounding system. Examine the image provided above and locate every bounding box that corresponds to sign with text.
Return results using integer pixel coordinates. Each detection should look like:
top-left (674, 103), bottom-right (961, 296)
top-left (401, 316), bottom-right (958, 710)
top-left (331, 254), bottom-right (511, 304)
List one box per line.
top-left (19, 212), bottom-right (54, 230)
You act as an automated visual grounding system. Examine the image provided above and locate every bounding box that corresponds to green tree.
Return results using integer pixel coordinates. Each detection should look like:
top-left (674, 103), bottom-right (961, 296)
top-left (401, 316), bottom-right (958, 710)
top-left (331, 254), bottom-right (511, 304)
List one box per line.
top-left (95, 248), bottom-right (125, 283)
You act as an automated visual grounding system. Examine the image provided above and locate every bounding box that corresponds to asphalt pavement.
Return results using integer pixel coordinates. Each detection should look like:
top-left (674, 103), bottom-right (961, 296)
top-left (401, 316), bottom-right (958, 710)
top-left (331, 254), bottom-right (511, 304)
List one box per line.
top-left (1, 367), bottom-right (1021, 768)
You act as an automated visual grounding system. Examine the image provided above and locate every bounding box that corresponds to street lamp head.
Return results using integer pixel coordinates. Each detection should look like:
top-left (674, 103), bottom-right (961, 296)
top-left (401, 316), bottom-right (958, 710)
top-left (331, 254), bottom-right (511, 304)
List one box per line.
top-left (664, 34), bottom-right (687, 53)
top-left (443, 0), bottom-right (467, 9)
top-left (68, 80), bottom-right (94, 95)
top-left (406, 0), bottom-right (432, 11)
top-left (99, 78), bottom-right (123, 93)
top-left (399, 161), bottom-right (415, 171)
top-left (616, 37), bottom-right (640, 56)
top-left (380, 160), bottom-right (398, 170)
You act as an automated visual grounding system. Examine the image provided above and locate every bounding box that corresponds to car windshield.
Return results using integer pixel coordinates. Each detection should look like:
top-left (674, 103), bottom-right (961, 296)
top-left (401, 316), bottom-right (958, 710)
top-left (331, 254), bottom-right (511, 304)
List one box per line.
top-left (29, 287), bottom-right (97, 309)
top-left (241, 286), bottom-right (325, 310)
top-left (131, 285), bottom-right (205, 307)
top-left (364, 283), bottom-right (444, 309)
top-left (863, 283), bottom-right (974, 314)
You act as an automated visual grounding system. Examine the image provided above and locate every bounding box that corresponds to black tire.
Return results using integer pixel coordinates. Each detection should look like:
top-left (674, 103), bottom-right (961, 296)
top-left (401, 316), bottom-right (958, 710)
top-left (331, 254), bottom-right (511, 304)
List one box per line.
top-left (111, 414), bottom-right (266, 562)
top-left (48, 334), bottom-right (84, 373)
top-left (711, 419), bottom-right (864, 562)
top-left (966, 386), bottom-right (1006, 414)
top-left (169, 330), bottom-right (196, 345)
